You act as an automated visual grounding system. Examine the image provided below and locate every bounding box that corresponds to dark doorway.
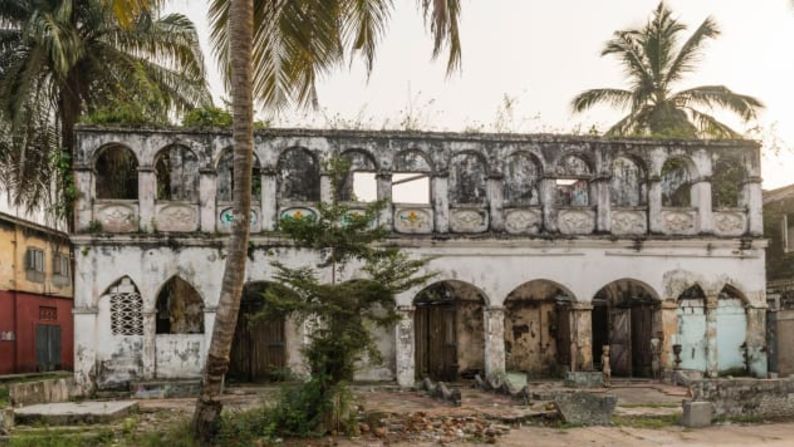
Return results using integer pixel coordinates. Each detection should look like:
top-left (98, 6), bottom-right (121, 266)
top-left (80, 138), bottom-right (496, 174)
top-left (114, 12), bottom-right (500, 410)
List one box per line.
top-left (414, 281), bottom-right (485, 381)
top-left (228, 283), bottom-right (286, 382)
top-left (592, 280), bottom-right (658, 377)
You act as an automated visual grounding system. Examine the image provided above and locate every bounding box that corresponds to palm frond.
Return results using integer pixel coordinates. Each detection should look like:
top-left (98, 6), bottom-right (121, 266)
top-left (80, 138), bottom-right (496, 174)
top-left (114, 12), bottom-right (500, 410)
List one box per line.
top-left (664, 15), bottom-right (719, 85)
top-left (570, 88), bottom-right (633, 113)
top-left (342, 0), bottom-right (393, 73)
top-left (686, 107), bottom-right (741, 139)
top-left (673, 85), bottom-right (763, 121)
top-left (419, 0), bottom-right (462, 74)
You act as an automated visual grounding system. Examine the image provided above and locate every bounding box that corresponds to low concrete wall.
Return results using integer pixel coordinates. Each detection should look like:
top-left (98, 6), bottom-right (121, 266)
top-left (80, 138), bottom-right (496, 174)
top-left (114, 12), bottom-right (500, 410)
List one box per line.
top-left (690, 377), bottom-right (794, 419)
top-left (9, 377), bottom-right (76, 406)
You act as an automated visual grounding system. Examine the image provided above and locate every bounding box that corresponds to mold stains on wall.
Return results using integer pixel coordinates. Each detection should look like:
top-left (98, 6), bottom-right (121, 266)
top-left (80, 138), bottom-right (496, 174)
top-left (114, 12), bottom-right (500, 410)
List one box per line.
top-left (449, 153), bottom-right (487, 205)
top-left (610, 157), bottom-right (647, 207)
top-left (504, 281), bottom-right (572, 377)
top-left (661, 157), bottom-right (692, 207)
top-left (278, 147), bottom-right (320, 202)
top-left (503, 153), bottom-right (540, 206)
top-left (155, 145), bottom-right (200, 201)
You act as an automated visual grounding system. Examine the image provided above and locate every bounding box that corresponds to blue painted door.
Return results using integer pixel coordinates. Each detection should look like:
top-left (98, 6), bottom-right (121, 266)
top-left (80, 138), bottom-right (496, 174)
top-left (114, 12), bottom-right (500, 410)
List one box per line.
top-left (716, 298), bottom-right (747, 373)
top-left (676, 298), bottom-right (707, 371)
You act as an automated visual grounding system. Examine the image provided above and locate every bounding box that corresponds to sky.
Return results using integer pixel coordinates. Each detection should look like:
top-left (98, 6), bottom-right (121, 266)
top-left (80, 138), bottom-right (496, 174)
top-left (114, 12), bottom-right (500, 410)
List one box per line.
top-left (164, 0), bottom-right (794, 189)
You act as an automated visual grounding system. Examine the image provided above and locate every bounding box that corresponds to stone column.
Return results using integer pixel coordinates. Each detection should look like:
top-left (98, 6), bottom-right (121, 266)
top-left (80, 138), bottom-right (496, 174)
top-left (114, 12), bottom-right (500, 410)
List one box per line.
top-left (692, 179), bottom-right (713, 234)
top-left (138, 167), bottom-right (156, 232)
top-left (705, 297), bottom-right (719, 377)
top-left (376, 172), bottom-right (393, 230)
top-left (594, 176), bottom-right (611, 232)
top-left (142, 310), bottom-right (156, 379)
top-left (261, 170), bottom-right (278, 231)
top-left (745, 305), bottom-right (768, 377)
top-left (395, 305), bottom-right (416, 388)
top-left (72, 307), bottom-right (98, 394)
top-left (743, 177), bottom-right (763, 236)
top-left (74, 168), bottom-right (94, 232)
top-left (320, 173), bottom-right (333, 204)
top-left (487, 175), bottom-right (504, 232)
top-left (648, 177), bottom-right (663, 233)
top-left (570, 303), bottom-right (593, 371)
top-left (431, 173), bottom-right (449, 233)
top-left (483, 307), bottom-right (506, 378)
top-left (540, 177), bottom-right (557, 232)
top-left (658, 301), bottom-right (679, 371)
top-left (198, 168), bottom-right (217, 232)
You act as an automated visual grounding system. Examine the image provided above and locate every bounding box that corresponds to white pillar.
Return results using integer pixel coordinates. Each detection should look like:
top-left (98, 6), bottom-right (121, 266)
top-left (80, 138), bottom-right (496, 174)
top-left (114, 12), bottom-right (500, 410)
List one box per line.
top-left (74, 168), bottom-right (94, 232)
top-left (705, 297), bottom-right (719, 377)
top-left (744, 178), bottom-right (763, 236)
top-left (483, 307), bottom-right (506, 378)
top-left (73, 308), bottom-right (98, 395)
top-left (746, 305), bottom-right (768, 377)
top-left (198, 168), bottom-right (216, 232)
top-left (693, 179), bottom-right (713, 234)
top-left (648, 178), bottom-right (663, 233)
top-left (487, 176), bottom-right (504, 232)
top-left (138, 167), bottom-right (155, 232)
top-left (376, 172), bottom-right (393, 230)
top-left (431, 174), bottom-right (449, 233)
top-left (594, 177), bottom-right (611, 232)
top-left (320, 174), bottom-right (333, 204)
top-left (142, 311), bottom-right (156, 379)
top-left (395, 305), bottom-right (415, 388)
top-left (541, 177), bottom-right (557, 232)
top-left (261, 171), bottom-right (278, 231)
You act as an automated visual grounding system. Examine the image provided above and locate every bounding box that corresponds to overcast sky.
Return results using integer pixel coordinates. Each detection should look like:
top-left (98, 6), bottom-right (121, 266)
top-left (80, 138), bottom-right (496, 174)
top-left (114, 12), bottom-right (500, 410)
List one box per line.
top-left (164, 0), bottom-right (794, 189)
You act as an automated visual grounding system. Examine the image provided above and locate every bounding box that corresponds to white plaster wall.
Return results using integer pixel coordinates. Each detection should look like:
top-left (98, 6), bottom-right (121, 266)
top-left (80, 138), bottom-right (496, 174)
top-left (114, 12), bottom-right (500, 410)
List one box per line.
top-left (154, 334), bottom-right (204, 379)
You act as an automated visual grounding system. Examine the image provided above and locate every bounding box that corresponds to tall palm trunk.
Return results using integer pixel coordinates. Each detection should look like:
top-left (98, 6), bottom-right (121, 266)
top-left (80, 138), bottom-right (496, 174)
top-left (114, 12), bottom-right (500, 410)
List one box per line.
top-left (191, 0), bottom-right (254, 442)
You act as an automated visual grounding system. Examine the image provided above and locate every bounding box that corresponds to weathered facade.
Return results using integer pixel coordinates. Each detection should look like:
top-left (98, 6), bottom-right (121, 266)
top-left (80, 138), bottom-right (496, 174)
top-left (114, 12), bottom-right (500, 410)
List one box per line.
top-left (71, 126), bottom-right (767, 391)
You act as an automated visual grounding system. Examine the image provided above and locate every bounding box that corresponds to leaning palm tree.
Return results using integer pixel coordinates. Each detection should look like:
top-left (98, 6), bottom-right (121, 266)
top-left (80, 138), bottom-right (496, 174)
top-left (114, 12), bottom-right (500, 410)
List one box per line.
top-left (191, 0), bottom-right (462, 442)
top-left (0, 0), bottom-right (209, 213)
top-left (572, 2), bottom-right (763, 138)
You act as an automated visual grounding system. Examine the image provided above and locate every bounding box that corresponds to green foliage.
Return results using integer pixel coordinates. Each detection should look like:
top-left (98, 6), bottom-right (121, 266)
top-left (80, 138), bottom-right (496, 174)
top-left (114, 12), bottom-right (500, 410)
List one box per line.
top-left (182, 106), bottom-right (233, 128)
top-left (0, 385), bottom-right (8, 407)
top-left (81, 100), bottom-right (169, 127)
top-left (255, 157), bottom-right (434, 436)
top-left (571, 3), bottom-right (763, 139)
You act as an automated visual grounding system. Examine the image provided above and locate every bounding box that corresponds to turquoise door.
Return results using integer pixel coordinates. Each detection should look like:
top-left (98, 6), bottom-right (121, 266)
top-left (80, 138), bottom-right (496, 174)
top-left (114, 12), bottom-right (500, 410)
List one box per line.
top-left (716, 297), bottom-right (747, 373)
top-left (676, 298), bottom-right (707, 371)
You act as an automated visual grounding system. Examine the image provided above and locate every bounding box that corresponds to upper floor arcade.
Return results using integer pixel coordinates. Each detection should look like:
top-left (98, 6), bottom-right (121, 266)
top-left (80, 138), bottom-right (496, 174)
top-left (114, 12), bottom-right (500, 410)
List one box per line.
top-left (73, 126), bottom-right (763, 239)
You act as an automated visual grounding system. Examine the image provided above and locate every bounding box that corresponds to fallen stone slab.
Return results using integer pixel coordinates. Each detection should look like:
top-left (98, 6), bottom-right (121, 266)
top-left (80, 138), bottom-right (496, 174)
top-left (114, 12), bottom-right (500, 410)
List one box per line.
top-left (553, 392), bottom-right (617, 426)
top-left (564, 371), bottom-right (605, 389)
top-left (9, 377), bottom-right (76, 406)
top-left (14, 400), bottom-right (138, 426)
top-left (131, 379), bottom-right (201, 399)
top-left (0, 408), bottom-right (13, 435)
top-left (681, 400), bottom-right (713, 428)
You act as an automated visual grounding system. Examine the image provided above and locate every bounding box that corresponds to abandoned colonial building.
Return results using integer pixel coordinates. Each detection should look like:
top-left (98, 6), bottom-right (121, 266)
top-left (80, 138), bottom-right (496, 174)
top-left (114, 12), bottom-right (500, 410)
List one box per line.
top-left (70, 126), bottom-right (767, 391)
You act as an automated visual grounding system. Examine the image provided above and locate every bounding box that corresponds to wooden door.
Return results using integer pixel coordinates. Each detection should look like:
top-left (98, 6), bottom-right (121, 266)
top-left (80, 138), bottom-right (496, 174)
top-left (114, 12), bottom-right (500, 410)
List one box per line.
top-left (35, 324), bottom-right (61, 372)
top-left (631, 305), bottom-right (654, 377)
top-left (556, 303), bottom-right (572, 371)
top-left (415, 303), bottom-right (458, 381)
top-left (609, 307), bottom-right (631, 376)
top-left (228, 300), bottom-right (286, 382)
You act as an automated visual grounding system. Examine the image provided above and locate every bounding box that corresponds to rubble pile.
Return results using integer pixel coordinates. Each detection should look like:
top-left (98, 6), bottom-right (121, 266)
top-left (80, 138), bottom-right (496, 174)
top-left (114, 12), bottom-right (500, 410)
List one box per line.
top-left (360, 412), bottom-right (511, 444)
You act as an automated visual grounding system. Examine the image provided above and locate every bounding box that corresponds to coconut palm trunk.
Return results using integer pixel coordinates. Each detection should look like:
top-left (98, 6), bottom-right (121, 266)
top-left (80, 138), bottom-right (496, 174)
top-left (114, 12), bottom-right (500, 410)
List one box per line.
top-left (191, 0), bottom-right (254, 442)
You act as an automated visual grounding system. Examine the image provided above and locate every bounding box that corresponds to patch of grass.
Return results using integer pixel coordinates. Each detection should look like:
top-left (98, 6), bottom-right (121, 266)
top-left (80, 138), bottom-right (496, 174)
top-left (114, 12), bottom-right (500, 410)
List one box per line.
top-left (8, 428), bottom-right (115, 447)
top-left (0, 385), bottom-right (9, 407)
top-left (612, 414), bottom-right (679, 429)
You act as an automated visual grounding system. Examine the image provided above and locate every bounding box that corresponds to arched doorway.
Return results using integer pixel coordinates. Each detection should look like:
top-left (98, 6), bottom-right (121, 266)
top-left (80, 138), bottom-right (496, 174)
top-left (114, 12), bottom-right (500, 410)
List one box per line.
top-left (592, 280), bottom-right (659, 377)
top-left (504, 280), bottom-right (574, 378)
top-left (675, 285), bottom-right (707, 372)
top-left (228, 282), bottom-right (287, 383)
top-left (414, 281), bottom-right (486, 381)
top-left (154, 277), bottom-right (204, 378)
top-left (716, 285), bottom-right (748, 374)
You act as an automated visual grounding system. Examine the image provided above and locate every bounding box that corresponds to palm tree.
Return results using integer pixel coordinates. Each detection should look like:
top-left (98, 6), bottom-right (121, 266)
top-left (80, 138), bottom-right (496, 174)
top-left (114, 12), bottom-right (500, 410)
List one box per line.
top-left (0, 0), bottom-right (209, 211)
top-left (572, 2), bottom-right (763, 138)
top-left (191, 0), bottom-right (463, 442)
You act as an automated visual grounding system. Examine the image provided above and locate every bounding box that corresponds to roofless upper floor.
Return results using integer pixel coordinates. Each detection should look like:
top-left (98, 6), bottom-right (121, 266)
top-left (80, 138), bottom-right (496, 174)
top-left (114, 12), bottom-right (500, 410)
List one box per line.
top-left (73, 126), bottom-right (763, 239)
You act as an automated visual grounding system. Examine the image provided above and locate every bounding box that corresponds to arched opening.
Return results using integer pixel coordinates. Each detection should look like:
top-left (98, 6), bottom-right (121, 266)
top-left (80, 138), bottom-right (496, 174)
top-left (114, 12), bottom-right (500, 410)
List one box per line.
top-left (661, 157), bottom-right (693, 207)
top-left (278, 147), bottom-right (321, 202)
top-left (449, 153), bottom-right (487, 205)
top-left (503, 153), bottom-right (541, 206)
top-left (711, 156), bottom-right (747, 209)
top-left (95, 146), bottom-right (139, 199)
top-left (392, 150), bottom-right (432, 205)
top-left (336, 149), bottom-right (378, 202)
top-left (716, 285), bottom-right (748, 375)
top-left (155, 145), bottom-right (200, 201)
top-left (592, 280), bottom-right (660, 377)
top-left (96, 276), bottom-right (144, 387)
top-left (228, 282), bottom-right (288, 383)
top-left (555, 154), bottom-right (591, 206)
top-left (413, 280), bottom-right (486, 381)
top-left (504, 280), bottom-right (574, 378)
top-left (610, 156), bottom-right (647, 207)
top-left (155, 277), bottom-right (204, 334)
top-left (675, 285), bottom-right (707, 372)
top-left (217, 148), bottom-right (262, 202)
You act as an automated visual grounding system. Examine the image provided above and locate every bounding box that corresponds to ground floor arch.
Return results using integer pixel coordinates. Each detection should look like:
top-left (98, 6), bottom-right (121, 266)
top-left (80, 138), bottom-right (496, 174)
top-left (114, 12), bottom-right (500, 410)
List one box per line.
top-left (675, 285), bottom-right (708, 371)
top-left (154, 276), bottom-right (205, 379)
top-left (413, 280), bottom-right (486, 381)
top-left (503, 280), bottom-right (575, 378)
top-left (228, 282), bottom-right (288, 383)
top-left (716, 285), bottom-right (748, 374)
top-left (592, 279), bottom-right (660, 377)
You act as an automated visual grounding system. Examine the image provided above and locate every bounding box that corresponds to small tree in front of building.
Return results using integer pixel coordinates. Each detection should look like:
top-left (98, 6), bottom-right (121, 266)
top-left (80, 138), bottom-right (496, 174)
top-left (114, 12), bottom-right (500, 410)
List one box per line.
top-left (256, 158), bottom-right (434, 436)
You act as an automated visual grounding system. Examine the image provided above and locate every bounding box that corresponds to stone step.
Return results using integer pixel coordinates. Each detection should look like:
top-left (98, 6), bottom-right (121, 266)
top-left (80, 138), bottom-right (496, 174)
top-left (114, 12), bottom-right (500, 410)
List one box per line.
top-left (14, 400), bottom-right (138, 426)
top-left (131, 379), bottom-right (201, 399)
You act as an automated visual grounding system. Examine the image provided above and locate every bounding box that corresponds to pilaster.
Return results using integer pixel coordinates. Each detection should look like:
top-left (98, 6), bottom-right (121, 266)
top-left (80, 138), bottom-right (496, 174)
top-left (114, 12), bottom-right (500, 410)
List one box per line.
top-left (395, 305), bottom-right (416, 388)
top-left (483, 306), bottom-right (506, 378)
